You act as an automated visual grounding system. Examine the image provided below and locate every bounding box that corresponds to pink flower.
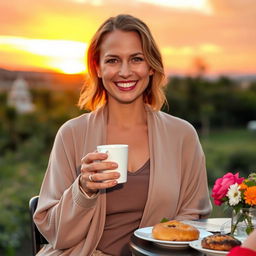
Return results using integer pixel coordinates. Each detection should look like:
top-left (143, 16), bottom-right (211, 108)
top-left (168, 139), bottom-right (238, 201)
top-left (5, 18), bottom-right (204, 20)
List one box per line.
top-left (212, 172), bottom-right (244, 206)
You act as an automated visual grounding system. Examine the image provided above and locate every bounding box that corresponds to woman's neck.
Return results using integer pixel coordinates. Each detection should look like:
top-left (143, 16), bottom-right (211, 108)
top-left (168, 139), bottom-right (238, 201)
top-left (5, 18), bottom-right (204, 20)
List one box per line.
top-left (107, 101), bottom-right (147, 128)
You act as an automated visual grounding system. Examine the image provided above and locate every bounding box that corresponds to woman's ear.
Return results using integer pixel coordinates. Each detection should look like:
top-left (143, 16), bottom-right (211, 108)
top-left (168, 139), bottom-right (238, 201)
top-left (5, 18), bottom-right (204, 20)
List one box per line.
top-left (95, 65), bottom-right (102, 78)
top-left (149, 68), bottom-right (154, 76)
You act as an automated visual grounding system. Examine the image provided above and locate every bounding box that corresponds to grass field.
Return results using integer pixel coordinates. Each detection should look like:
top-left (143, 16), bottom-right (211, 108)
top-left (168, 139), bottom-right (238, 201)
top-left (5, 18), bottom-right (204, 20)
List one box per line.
top-left (202, 128), bottom-right (256, 153)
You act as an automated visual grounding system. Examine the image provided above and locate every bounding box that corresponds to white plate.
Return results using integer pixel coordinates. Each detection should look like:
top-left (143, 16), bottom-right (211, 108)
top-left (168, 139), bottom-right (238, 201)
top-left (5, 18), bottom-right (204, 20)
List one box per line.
top-left (134, 226), bottom-right (213, 249)
top-left (189, 240), bottom-right (228, 256)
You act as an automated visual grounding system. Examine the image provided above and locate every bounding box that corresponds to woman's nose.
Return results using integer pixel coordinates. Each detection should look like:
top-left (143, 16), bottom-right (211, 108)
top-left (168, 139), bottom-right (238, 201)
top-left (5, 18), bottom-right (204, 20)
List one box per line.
top-left (118, 62), bottom-right (132, 78)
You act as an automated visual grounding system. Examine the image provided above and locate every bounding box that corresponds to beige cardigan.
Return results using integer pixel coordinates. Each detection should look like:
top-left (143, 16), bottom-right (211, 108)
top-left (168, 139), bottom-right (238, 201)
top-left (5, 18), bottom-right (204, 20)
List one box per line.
top-left (34, 105), bottom-right (212, 255)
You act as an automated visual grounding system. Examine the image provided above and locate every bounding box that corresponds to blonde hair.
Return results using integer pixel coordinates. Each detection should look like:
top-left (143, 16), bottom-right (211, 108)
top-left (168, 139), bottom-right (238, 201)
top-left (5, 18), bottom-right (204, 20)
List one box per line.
top-left (78, 14), bottom-right (166, 111)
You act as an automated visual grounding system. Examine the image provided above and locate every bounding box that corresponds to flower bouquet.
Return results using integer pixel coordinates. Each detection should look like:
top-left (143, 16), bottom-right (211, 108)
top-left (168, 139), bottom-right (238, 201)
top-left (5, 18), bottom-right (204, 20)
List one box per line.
top-left (212, 172), bottom-right (256, 237)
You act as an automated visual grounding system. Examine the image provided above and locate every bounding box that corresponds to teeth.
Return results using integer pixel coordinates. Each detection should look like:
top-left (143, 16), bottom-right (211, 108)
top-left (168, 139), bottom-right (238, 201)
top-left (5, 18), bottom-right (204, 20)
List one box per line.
top-left (116, 82), bottom-right (136, 88)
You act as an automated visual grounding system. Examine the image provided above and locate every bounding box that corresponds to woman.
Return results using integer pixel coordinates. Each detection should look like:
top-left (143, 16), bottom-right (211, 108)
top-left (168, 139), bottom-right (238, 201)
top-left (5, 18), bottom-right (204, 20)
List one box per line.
top-left (34, 14), bottom-right (212, 256)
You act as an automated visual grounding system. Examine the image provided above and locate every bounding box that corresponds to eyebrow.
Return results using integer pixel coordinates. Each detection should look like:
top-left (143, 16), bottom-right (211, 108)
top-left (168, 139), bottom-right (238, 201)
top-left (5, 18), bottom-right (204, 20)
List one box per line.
top-left (131, 52), bottom-right (144, 57)
top-left (104, 52), bottom-right (144, 58)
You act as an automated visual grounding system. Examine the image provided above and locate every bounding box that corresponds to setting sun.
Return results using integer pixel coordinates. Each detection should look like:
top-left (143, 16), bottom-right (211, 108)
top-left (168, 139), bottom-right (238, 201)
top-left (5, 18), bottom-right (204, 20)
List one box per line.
top-left (0, 36), bottom-right (87, 74)
top-left (50, 60), bottom-right (86, 74)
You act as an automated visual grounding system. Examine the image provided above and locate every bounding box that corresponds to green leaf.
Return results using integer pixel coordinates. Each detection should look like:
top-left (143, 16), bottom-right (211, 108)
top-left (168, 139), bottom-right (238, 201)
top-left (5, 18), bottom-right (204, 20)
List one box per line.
top-left (222, 197), bottom-right (228, 202)
top-left (246, 226), bottom-right (254, 235)
top-left (245, 180), bottom-right (256, 187)
top-left (160, 217), bottom-right (169, 223)
top-left (233, 204), bottom-right (242, 213)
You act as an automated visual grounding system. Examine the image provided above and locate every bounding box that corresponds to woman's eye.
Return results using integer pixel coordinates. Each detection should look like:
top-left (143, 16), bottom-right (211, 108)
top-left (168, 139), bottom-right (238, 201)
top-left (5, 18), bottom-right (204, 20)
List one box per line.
top-left (132, 57), bottom-right (144, 62)
top-left (105, 58), bottom-right (118, 64)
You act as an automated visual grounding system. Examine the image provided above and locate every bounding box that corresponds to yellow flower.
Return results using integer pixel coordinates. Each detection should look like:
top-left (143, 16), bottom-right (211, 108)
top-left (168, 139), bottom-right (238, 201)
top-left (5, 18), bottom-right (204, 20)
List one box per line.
top-left (244, 186), bottom-right (256, 205)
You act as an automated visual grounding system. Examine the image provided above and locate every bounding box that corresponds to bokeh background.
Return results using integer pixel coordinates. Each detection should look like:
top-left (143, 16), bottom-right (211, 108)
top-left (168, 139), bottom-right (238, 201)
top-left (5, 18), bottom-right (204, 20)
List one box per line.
top-left (0, 0), bottom-right (256, 255)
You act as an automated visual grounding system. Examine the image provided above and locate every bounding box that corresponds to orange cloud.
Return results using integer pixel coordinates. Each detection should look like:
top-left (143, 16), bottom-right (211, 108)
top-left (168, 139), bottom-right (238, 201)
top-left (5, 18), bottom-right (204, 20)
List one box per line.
top-left (0, 0), bottom-right (255, 75)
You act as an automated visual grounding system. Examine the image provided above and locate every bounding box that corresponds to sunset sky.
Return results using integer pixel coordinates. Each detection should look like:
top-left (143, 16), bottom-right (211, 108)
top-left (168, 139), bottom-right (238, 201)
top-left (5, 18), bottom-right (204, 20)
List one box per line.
top-left (0, 0), bottom-right (255, 75)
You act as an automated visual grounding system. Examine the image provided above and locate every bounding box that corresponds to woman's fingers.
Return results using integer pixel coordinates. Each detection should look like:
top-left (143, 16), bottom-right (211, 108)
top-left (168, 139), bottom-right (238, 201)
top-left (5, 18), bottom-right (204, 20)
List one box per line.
top-left (81, 169), bottom-right (120, 186)
top-left (88, 171), bottom-right (120, 183)
top-left (81, 152), bottom-right (108, 163)
top-left (79, 151), bottom-right (120, 193)
top-left (81, 161), bottom-right (118, 173)
top-left (80, 171), bottom-right (119, 193)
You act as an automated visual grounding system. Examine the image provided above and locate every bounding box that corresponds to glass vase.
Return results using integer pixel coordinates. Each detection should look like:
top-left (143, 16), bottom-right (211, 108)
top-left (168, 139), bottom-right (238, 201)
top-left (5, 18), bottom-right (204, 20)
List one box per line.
top-left (231, 208), bottom-right (256, 240)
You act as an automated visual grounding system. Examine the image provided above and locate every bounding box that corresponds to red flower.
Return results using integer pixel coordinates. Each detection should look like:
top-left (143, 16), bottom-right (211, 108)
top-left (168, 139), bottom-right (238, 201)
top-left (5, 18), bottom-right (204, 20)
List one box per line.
top-left (212, 172), bottom-right (244, 205)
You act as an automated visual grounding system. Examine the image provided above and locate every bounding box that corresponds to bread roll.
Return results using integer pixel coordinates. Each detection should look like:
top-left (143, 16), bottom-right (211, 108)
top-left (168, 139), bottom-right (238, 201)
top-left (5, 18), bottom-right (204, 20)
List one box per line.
top-left (152, 220), bottom-right (200, 241)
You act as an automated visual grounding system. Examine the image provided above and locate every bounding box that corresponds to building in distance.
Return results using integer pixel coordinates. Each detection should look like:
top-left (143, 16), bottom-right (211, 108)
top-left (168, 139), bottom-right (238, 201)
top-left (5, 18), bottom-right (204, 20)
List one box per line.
top-left (7, 77), bottom-right (35, 114)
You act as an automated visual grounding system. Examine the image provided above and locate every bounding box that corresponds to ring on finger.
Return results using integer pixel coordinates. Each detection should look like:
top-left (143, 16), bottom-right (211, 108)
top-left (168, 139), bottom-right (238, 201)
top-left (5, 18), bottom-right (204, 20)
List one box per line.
top-left (88, 174), bottom-right (94, 182)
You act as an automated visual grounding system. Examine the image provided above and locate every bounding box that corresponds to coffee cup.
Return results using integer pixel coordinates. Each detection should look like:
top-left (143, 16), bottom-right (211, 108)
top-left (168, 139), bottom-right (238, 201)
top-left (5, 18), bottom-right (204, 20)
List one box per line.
top-left (97, 144), bottom-right (128, 183)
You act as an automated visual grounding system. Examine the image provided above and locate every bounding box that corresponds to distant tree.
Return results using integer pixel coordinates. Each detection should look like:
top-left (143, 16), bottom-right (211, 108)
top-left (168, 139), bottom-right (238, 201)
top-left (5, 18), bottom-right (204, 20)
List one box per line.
top-left (190, 56), bottom-right (208, 78)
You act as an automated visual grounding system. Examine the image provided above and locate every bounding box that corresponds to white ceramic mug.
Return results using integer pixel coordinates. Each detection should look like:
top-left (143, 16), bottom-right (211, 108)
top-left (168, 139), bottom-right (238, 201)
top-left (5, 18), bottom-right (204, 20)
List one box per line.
top-left (97, 144), bottom-right (128, 184)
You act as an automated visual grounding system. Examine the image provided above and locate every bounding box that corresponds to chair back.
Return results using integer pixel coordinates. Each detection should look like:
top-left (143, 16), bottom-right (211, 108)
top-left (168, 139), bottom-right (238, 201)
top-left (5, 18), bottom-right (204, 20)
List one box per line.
top-left (29, 196), bottom-right (48, 255)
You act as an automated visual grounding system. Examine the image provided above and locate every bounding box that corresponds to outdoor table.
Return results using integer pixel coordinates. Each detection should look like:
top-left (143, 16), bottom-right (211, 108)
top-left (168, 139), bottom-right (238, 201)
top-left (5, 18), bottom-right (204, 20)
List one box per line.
top-left (129, 218), bottom-right (230, 256)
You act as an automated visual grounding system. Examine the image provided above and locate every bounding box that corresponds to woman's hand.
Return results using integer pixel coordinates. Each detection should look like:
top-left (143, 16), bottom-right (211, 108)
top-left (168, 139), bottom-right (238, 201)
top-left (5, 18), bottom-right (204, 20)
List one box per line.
top-left (79, 152), bottom-right (120, 196)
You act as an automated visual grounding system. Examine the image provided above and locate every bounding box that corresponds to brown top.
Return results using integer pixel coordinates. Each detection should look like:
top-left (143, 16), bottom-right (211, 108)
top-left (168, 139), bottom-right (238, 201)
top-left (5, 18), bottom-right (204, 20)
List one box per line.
top-left (97, 160), bottom-right (150, 256)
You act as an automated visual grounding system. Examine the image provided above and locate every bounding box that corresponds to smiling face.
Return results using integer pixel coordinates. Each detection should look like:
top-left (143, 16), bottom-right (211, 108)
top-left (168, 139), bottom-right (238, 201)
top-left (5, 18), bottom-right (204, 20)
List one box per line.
top-left (96, 30), bottom-right (153, 106)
